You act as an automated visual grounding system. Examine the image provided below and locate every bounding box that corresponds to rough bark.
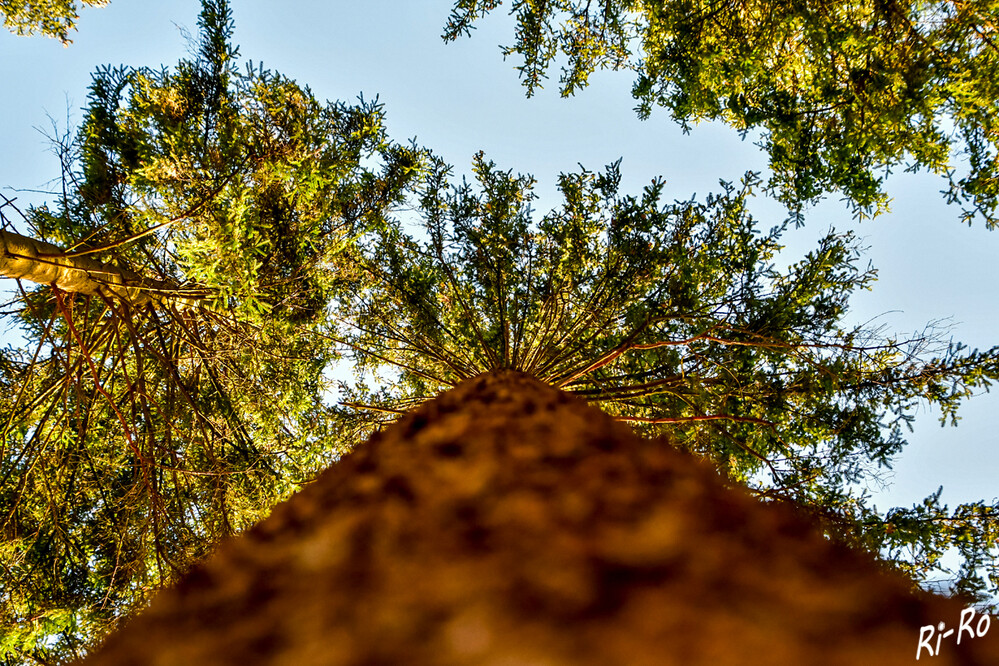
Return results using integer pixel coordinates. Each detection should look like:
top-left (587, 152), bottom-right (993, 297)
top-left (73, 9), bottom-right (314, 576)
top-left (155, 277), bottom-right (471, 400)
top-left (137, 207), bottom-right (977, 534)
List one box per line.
top-left (80, 370), bottom-right (997, 665)
top-left (0, 228), bottom-right (198, 309)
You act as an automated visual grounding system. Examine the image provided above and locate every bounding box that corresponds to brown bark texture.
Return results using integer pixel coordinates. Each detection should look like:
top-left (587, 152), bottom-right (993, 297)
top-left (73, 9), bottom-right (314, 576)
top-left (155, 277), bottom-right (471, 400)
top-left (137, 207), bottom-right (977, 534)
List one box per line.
top-left (0, 228), bottom-right (196, 308)
top-left (79, 371), bottom-right (998, 665)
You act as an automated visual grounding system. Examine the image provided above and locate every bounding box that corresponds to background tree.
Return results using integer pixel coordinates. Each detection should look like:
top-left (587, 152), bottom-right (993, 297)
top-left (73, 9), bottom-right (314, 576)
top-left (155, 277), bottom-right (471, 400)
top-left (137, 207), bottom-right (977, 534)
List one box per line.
top-left (1, 0), bottom-right (108, 43)
top-left (0, 1), bottom-right (419, 661)
top-left (334, 153), bottom-right (999, 609)
top-left (443, 0), bottom-right (999, 225)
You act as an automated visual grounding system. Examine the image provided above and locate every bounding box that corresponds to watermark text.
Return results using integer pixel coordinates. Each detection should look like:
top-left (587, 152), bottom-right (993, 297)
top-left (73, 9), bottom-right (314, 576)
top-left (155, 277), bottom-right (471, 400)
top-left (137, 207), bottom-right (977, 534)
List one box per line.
top-left (917, 608), bottom-right (991, 659)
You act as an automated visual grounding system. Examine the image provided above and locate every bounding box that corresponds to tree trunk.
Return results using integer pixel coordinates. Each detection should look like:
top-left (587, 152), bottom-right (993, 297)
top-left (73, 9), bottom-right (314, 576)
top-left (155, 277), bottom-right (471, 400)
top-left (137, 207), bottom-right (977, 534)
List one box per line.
top-left (0, 228), bottom-right (198, 309)
top-left (80, 370), bottom-right (997, 665)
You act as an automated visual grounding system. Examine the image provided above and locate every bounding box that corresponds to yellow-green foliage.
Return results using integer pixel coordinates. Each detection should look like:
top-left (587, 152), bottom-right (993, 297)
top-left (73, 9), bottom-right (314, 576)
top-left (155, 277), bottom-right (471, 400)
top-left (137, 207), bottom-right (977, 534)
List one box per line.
top-left (1, 0), bottom-right (108, 43)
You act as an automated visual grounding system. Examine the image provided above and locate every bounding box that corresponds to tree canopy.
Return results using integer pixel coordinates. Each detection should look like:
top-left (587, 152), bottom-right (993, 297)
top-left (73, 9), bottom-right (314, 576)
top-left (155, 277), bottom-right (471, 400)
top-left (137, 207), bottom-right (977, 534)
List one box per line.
top-left (443, 0), bottom-right (999, 225)
top-left (1, 0), bottom-right (108, 43)
top-left (0, 1), bottom-right (418, 660)
top-left (335, 152), bottom-right (999, 609)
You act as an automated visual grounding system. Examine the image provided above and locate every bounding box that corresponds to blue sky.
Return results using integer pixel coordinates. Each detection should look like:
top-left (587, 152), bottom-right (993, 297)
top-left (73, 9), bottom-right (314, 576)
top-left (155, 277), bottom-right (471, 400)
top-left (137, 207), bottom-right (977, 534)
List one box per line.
top-left (1, 1), bottom-right (997, 529)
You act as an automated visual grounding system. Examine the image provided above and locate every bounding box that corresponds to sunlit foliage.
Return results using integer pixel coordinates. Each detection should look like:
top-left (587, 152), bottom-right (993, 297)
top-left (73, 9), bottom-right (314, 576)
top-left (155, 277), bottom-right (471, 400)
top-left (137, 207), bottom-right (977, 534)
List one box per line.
top-left (0, 1), bottom-right (418, 661)
top-left (1, 0), bottom-right (108, 43)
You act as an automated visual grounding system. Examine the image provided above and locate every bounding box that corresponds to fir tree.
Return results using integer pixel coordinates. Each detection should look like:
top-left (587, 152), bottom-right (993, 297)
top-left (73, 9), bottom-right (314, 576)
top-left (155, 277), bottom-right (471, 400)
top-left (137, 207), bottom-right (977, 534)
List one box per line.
top-left (0, 1), bottom-right (418, 660)
top-left (335, 152), bottom-right (999, 610)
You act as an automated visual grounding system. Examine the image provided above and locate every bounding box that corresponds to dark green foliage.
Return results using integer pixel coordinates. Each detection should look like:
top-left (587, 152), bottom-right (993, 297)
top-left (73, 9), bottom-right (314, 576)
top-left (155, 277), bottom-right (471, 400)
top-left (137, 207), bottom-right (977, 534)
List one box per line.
top-left (336, 153), bottom-right (999, 610)
top-left (444, 0), bottom-right (999, 225)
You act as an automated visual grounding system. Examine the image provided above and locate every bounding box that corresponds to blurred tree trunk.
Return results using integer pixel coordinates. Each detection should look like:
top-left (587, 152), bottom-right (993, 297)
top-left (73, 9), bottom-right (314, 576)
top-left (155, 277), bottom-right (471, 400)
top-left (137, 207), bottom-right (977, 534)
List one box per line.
top-left (81, 370), bottom-right (998, 665)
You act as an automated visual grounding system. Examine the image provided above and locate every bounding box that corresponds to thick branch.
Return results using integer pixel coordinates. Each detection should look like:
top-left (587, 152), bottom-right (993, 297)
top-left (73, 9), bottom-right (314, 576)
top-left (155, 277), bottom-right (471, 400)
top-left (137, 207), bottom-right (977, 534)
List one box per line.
top-left (0, 229), bottom-right (202, 309)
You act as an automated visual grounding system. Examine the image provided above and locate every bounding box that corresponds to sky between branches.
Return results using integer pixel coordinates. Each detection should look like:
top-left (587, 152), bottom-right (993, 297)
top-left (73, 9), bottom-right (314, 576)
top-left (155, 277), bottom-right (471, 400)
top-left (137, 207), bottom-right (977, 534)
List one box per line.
top-left (0, 0), bottom-right (997, 531)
